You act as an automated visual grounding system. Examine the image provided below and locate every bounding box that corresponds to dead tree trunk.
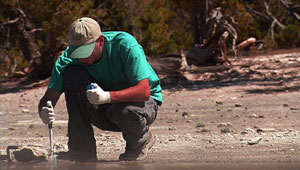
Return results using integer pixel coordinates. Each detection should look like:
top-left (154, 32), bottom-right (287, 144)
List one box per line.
top-left (2, 8), bottom-right (53, 78)
top-left (184, 7), bottom-right (237, 66)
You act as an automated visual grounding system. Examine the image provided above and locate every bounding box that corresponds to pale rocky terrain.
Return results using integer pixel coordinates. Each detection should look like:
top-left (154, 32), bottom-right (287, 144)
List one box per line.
top-left (0, 49), bottom-right (300, 168)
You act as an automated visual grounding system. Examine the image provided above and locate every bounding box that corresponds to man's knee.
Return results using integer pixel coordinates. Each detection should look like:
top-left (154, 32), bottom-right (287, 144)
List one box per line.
top-left (108, 103), bottom-right (147, 133)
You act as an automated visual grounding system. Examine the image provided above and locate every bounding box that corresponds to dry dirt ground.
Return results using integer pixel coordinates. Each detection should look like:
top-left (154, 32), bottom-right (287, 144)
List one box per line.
top-left (0, 49), bottom-right (300, 169)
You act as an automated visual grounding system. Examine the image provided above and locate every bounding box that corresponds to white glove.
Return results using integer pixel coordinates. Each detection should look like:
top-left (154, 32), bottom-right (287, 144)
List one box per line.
top-left (86, 83), bottom-right (111, 105)
top-left (40, 101), bottom-right (55, 124)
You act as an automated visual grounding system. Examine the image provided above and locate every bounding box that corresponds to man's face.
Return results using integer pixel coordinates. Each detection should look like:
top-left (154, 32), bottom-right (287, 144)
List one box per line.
top-left (79, 41), bottom-right (101, 66)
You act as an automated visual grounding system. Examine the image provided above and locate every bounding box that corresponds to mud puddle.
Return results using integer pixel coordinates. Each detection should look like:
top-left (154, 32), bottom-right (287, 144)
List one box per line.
top-left (1, 162), bottom-right (300, 170)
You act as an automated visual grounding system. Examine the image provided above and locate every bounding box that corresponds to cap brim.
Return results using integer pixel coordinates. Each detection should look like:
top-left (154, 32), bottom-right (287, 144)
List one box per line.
top-left (67, 41), bottom-right (96, 59)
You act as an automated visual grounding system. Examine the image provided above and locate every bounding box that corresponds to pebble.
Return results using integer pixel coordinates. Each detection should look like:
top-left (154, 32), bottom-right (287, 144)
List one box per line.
top-left (217, 122), bottom-right (233, 127)
top-left (19, 104), bottom-right (27, 107)
top-left (21, 109), bottom-right (30, 113)
top-left (195, 123), bottom-right (205, 128)
top-left (257, 128), bottom-right (277, 133)
top-left (168, 125), bottom-right (177, 131)
top-left (197, 129), bottom-right (210, 133)
top-left (220, 127), bottom-right (230, 134)
top-left (283, 104), bottom-right (289, 107)
top-left (241, 128), bottom-right (255, 135)
top-left (248, 137), bottom-right (263, 145)
top-left (215, 101), bottom-right (223, 105)
top-left (182, 111), bottom-right (189, 118)
top-left (249, 114), bottom-right (264, 118)
top-left (235, 104), bottom-right (242, 107)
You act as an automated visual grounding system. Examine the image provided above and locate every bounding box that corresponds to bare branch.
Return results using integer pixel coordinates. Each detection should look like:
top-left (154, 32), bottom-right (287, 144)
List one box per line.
top-left (278, 0), bottom-right (300, 22)
top-left (29, 28), bottom-right (45, 33)
top-left (263, 0), bottom-right (285, 29)
top-left (0, 18), bottom-right (19, 27)
top-left (17, 8), bottom-right (27, 18)
top-left (242, 2), bottom-right (270, 21)
top-left (269, 20), bottom-right (276, 41)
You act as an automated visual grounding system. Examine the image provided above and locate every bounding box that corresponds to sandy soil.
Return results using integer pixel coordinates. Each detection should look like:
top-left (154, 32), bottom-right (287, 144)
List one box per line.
top-left (1, 49), bottom-right (300, 165)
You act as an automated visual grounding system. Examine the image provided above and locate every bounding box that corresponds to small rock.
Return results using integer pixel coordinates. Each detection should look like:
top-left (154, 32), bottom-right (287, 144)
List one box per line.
top-left (248, 137), bottom-right (263, 145)
top-left (241, 128), bottom-right (255, 135)
top-left (215, 101), bottom-right (223, 105)
top-left (290, 107), bottom-right (300, 110)
top-left (168, 125), bottom-right (177, 131)
top-left (244, 128), bottom-right (255, 134)
top-left (54, 143), bottom-right (67, 151)
top-left (241, 131), bottom-right (248, 135)
top-left (168, 138), bottom-right (176, 141)
top-left (249, 114), bottom-right (264, 118)
top-left (235, 104), bottom-right (242, 107)
top-left (198, 129), bottom-right (210, 133)
top-left (195, 123), bottom-right (205, 128)
top-left (13, 146), bottom-right (48, 162)
top-left (166, 120), bottom-right (173, 123)
top-left (19, 104), bottom-right (27, 107)
top-left (257, 128), bottom-right (277, 133)
top-left (182, 111), bottom-right (189, 118)
top-left (21, 109), bottom-right (30, 113)
top-left (217, 122), bottom-right (233, 128)
top-left (283, 104), bottom-right (289, 107)
top-left (220, 127), bottom-right (230, 134)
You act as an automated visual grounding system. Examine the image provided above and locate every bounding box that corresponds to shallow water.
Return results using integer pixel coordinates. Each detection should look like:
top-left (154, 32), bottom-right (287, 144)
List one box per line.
top-left (1, 162), bottom-right (300, 170)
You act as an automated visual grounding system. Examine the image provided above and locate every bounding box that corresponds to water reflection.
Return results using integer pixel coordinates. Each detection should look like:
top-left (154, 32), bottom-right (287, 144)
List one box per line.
top-left (1, 161), bottom-right (300, 170)
top-left (1, 161), bottom-right (147, 170)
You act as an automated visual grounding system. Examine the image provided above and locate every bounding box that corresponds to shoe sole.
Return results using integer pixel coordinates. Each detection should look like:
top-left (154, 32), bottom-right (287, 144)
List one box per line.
top-left (136, 132), bottom-right (155, 161)
top-left (145, 132), bottom-right (155, 151)
top-left (119, 132), bottom-right (155, 161)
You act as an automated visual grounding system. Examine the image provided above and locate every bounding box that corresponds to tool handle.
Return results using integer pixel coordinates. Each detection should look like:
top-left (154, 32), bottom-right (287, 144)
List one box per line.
top-left (46, 101), bottom-right (53, 129)
top-left (87, 84), bottom-right (95, 90)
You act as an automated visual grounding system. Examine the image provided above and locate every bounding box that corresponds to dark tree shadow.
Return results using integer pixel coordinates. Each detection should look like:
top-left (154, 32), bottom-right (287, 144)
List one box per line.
top-left (160, 69), bottom-right (300, 94)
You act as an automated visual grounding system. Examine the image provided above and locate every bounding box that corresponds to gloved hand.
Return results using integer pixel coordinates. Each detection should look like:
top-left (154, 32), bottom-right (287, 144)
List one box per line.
top-left (86, 83), bottom-right (111, 105)
top-left (40, 101), bottom-right (55, 124)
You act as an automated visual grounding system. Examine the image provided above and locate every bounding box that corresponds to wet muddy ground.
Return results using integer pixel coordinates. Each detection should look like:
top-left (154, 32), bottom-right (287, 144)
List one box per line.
top-left (1, 49), bottom-right (300, 169)
top-left (2, 162), bottom-right (300, 170)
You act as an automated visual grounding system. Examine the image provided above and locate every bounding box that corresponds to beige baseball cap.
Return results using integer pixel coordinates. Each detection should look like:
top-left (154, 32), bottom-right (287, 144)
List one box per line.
top-left (67, 17), bottom-right (101, 59)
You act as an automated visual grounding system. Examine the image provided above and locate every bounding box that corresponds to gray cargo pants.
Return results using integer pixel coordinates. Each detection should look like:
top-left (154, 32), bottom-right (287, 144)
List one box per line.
top-left (64, 66), bottom-right (158, 153)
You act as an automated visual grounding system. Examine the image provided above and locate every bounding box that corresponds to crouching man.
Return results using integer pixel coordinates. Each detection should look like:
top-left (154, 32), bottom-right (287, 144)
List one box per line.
top-left (38, 17), bottom-right (163, 162)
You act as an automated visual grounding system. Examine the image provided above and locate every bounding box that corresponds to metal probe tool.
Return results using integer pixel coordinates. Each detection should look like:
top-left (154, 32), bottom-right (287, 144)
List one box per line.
top-left (47, 101), bottom-right (57, 169)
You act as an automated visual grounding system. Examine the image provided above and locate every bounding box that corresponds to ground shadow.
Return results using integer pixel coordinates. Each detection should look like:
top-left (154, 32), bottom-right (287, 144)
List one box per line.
top-left (0, 76), bottom-right (48, 94)
top-left (160, 70), bottom-right (300, 94)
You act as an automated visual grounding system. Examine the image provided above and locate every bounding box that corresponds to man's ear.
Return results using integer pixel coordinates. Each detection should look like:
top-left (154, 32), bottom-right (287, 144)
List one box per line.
top-left (99, 35), bottom-right (105, 46)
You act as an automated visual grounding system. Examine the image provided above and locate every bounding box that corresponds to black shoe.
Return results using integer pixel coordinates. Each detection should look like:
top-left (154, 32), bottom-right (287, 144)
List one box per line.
top-left (57, 148), bottom-right (97, 162)
top-left (119, 132), bottom-right (155, 161)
